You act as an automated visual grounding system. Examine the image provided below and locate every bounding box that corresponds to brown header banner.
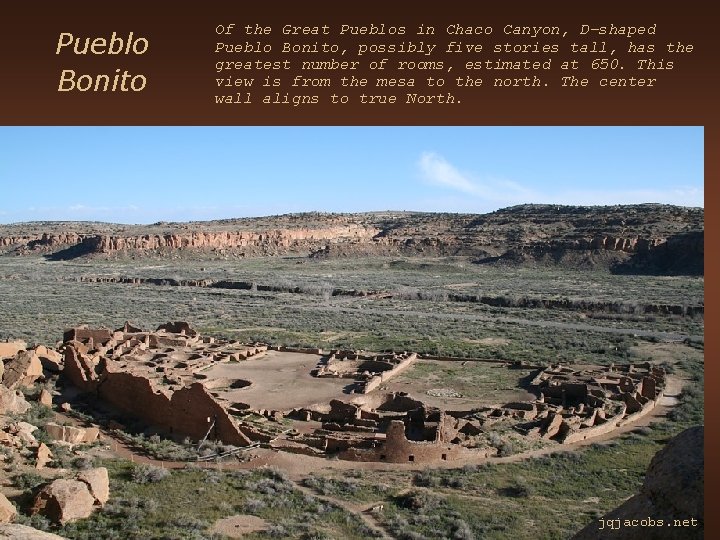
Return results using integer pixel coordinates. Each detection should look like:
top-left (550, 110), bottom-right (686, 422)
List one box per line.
top-left (0, 1), bottom-right (715, 125)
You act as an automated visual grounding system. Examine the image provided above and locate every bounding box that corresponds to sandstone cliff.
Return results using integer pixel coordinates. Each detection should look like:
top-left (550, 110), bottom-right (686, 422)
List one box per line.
top-left (0, 205), bottom-right (704, 274)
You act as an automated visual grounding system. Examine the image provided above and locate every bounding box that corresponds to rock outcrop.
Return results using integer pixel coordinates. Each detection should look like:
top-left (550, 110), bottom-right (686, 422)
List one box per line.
top-left (31, 479), bottom-right (97, 524)
top-left (44, 423), bottom-right (99, 445)
top-left (0, 386), bottom-right (30, 415)
top-left (31, 468), bottom-right (109, 524)
top-left (0, 232), bottom-right (87, 249)
top-left (0, 523), bottom-right (69, 539)
top-left (572, 426), bottom-right (703, 539)
top-left (85, 225), bottom-right (377, 253)
top-left (9, 422), bottom-right (38, 445)
top-left (2, 351), bottom-right (43, 389)
top-left (38, 389), bottom-right (52, 407)
top-left (0, 341), bottom-right (26, 360)
top-left (0, 492), bottom-right (17, 523)
top-left (76, 467), bottom-right (109, 506)
top-left (35, 442), bottom-right (53, 469)
top-left (34, 346), bottom-right (63, 373)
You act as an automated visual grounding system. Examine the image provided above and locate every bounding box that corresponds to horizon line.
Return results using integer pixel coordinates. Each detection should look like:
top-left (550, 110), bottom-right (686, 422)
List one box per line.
top-left (0, 202), bottom-right (705, 228)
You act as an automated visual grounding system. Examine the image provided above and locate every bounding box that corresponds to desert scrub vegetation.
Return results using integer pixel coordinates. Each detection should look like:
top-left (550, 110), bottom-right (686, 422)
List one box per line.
top-left (302, 473), bottom-right (392, 504)
top-left (667, 370), bottom-right (704, 426)
top-left (118, 432), bottom-right (198, 461)
top-left (383, 490), bottom-right (490, 540)
top-left (17, 402), bottom-right (55, 428)
top-left (358, 435), bottom-right (675, 539)
top-left (12, 471), bottom-right (45, 492)
top-left (131, 464), bottom-right (171, 484)
top-left (52, 462), bottom-right (376, 540)
top-left (0, 254), bottom-right (702, 346)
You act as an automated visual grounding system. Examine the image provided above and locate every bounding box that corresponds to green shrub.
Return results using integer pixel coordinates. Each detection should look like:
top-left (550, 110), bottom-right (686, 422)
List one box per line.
top-left (131, 464), bottom-right (170, 484)
top-left (395, 490), bottom-right (444, 511)
top-left (21, 403), bottom-right (54, 427)
top-left (413, 470), bottom-right (439, 488)
top-left (14, 513), bottom-right (51, 532)
top-left (13, 471), bottom-right (44, 491)
top-left (499, 476), bottom-right (533, 498)
top-left (72, 455), bottom-right (97, 470)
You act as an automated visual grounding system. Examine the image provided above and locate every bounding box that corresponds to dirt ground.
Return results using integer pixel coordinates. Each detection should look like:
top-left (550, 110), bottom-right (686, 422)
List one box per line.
top-left (201, 350), bottom-right (351, 410)
top-left (382, 359), bottom-right (537, 409)
top-left (210, 514), bottom-right (268, 538)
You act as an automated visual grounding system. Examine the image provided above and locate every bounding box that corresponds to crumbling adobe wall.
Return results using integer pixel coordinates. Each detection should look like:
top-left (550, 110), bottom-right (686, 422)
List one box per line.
top-left (156, 322), bottom-right (197, 337)
top-left (618, 391), bottom-right (664, 428)
top-left (278, 346), bottom-right (323, 355)
top-left (62, 328), bottom-right (113, 347)
top-left (419, 354), bottom-right (507, 365)
top-left (98, 368), bottom-right (252, 446)
top-left (170, 384), bottom-right (252, 446)
top-left (65, 352), bottom-right (253, 446)
top-left (340, 420), bottom-right (473, 463)
top-left (325, 399), bottom-right (361, 422)
top-left (362, 354), bottom-right (417, 394)
top-left (97, 361), bottom-right (173, 428)
top-left (375, 393), bottom-right (425, 412)
top-left (148, 335), bottom-right (190, 348)
top-left (435, 413), bottom-right (460, 443)
top-left (561, 409), bottom-right (626, 444)
top-left (63, 346), bottom-right (98, 391)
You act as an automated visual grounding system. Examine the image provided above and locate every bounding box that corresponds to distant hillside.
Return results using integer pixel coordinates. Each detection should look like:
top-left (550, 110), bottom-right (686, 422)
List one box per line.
top-left (0, 204), bottom-right (704, 275)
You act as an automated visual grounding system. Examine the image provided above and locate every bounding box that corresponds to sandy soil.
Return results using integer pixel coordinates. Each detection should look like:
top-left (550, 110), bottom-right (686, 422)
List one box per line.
top-left (210, 514), bottom-right (268, 538)
top-left (202, 350), bottom-right (351, 410)
top-left (382, 359), bottom-right (536, 410)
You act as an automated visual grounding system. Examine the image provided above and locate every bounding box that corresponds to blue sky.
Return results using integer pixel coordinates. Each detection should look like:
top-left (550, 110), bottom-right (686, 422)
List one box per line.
top-left (0, 126), bottom-right (703, 224)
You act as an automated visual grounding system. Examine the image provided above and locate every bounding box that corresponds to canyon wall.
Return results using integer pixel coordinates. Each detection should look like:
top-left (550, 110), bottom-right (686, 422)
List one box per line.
top-left (0, 205), bottom-right (703, 274)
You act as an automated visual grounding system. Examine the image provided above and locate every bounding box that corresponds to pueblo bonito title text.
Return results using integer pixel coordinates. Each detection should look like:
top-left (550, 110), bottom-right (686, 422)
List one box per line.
top-left (55, 32), bottom-right (149, 92)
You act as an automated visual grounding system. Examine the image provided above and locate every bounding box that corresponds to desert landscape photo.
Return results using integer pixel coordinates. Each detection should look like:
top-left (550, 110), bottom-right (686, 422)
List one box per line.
top-left (0, 126), bottom-right (703, 539)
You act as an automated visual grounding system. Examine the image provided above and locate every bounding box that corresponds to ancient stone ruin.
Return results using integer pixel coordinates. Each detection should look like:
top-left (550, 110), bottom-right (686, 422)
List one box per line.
top-left (523, 362), bottom-right (666, 444)
top-left (314, 350), bottom-right (418, 393)
top-left (58, 324), bottom-right (666, 464)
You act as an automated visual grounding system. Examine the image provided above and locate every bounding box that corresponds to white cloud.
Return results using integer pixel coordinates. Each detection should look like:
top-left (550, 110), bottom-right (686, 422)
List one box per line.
top-left (418, 152), bottom-right (538, 205)
top-left (418, 152), bottom-right (703, 210)
top-left (419, 152), bottom-right (478, 194)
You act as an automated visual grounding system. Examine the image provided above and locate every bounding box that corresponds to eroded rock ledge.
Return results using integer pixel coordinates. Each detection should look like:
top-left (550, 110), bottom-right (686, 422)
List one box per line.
top-left (0, 205), bottom-right (704, 274)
